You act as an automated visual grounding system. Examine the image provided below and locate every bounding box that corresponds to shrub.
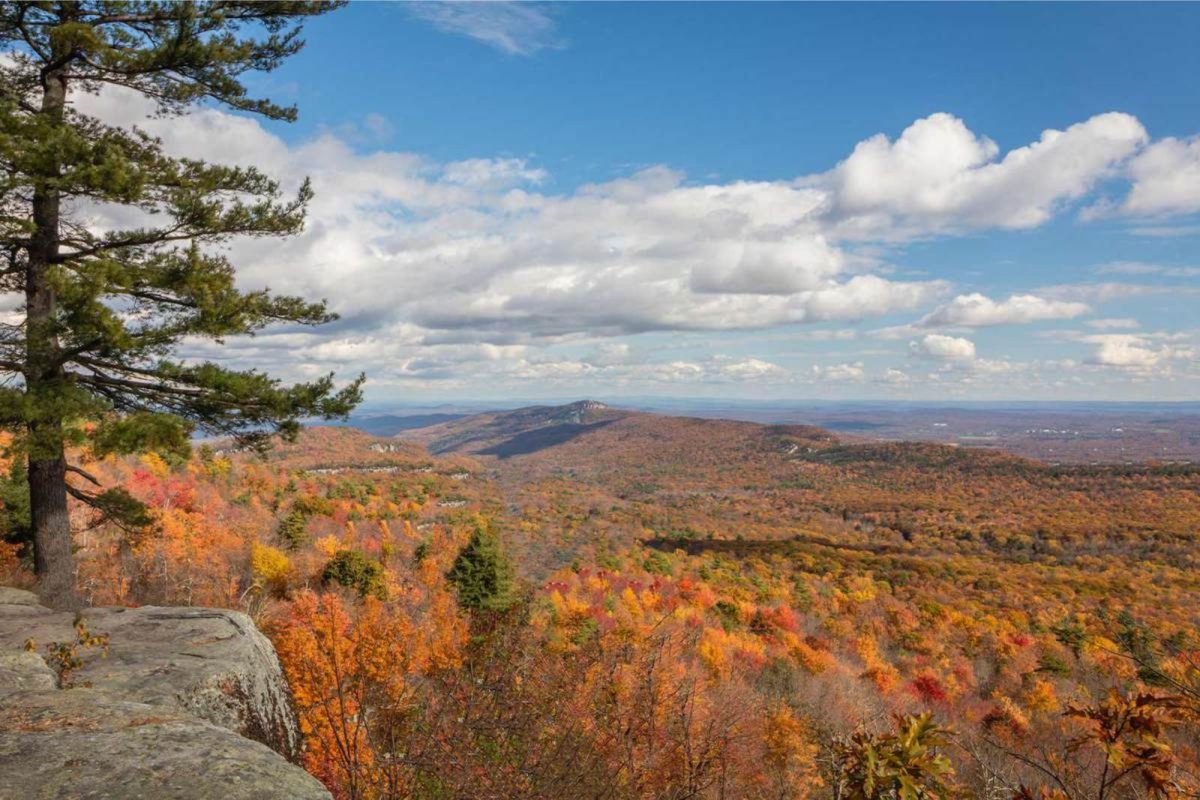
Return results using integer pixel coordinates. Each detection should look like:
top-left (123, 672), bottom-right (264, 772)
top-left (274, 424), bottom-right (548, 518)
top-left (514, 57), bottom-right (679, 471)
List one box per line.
top-left (251, 542), bottom-right (292, 597)
top-left (322, 550), bottom-right (385, 599)
top-left (833, 713), bottom-right (955, 799)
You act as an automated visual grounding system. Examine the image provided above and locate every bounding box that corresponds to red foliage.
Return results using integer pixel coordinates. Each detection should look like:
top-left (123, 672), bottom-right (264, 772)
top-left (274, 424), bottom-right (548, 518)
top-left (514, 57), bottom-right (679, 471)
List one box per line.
top-left (910, 673), bottom-right (949, 705)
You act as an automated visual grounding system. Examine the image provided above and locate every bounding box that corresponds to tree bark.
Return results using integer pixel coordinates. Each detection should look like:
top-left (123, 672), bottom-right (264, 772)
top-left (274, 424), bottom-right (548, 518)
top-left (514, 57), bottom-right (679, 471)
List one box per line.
top-left (29, 443), bottom-right (73, 607)
top-left (26, 31), bottom-right (76, 609)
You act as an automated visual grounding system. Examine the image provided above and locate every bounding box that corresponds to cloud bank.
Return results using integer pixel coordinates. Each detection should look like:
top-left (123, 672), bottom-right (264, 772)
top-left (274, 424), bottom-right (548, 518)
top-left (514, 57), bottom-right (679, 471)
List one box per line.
top-left (67, 86), bottom-right (1200, 396)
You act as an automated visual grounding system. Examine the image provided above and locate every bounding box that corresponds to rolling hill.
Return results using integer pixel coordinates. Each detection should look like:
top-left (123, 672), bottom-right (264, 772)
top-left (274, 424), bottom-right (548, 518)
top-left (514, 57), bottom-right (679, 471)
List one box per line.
top-left (396, 400), bottom-right (632, 456)
top-left (392, 401), bottom-right (1200, 572)
top-left (395, 399), bottom-right (836, 463)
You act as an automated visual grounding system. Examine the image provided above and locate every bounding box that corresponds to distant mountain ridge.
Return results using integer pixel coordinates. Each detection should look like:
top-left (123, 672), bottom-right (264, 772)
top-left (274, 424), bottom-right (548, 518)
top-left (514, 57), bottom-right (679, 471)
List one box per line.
top-left (396, 400), bottom-right (630, 457)
top-left (377, 398), bottom-right (1200, 464)
top-left (341, 412), bottom-right (468, 437)
top-left (392, 400), bottom-right (845, 472)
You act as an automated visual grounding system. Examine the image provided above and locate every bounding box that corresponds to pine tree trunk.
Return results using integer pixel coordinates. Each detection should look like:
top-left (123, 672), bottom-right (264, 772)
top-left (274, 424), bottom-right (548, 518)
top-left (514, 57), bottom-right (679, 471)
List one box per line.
top-left (29, 442), bottom-right (73, 607)
top-left (26, 45), bottom-right (75, 609)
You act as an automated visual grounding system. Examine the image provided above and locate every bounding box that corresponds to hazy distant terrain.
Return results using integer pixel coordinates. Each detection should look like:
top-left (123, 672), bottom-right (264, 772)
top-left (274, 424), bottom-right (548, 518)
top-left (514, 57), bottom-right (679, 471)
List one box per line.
top-left (630, 402), bottom-right (1200, 464)
top-left (337, 412), bottom-right (468, 437)
top-left (361, 399), bottom-right (1200, 464)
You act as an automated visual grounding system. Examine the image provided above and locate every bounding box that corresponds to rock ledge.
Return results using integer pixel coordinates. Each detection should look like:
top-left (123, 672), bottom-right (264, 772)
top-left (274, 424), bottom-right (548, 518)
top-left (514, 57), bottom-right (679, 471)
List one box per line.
top-left (0, 588), bottom-right (330, 800)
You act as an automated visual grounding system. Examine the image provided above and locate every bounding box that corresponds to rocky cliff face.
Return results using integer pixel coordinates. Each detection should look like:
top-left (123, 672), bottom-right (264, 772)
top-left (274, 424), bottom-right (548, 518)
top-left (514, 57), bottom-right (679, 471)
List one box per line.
top-left (0, 587), bottom-right (330, 800)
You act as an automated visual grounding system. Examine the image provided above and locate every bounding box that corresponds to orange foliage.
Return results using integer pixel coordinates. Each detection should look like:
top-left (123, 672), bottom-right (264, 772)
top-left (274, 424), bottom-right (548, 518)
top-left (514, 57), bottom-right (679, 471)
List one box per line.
top-left (33, 423), bottom-right (1199, 799)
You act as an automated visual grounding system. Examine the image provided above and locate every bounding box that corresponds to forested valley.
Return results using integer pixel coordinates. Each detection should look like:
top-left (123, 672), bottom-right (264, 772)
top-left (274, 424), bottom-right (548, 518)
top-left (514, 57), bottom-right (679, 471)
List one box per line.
top-left (4, 406), bottom-right (1198, 800)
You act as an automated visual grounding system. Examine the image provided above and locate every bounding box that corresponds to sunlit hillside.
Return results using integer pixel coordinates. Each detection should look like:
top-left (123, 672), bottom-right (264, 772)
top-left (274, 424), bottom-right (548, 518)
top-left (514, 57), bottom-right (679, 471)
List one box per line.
top-left (5, 406), bottom-right (1197, 799)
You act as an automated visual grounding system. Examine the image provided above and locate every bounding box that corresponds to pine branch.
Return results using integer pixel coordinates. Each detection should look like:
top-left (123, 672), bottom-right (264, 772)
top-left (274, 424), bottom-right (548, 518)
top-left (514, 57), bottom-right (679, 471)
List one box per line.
top-left (64, 464), bottom-right (101, 487)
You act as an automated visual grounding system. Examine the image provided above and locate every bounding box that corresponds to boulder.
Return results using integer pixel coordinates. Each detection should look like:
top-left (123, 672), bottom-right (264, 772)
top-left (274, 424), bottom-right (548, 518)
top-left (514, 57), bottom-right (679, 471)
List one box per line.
top-left (0, 585), bottom-right (44, 607)
top-left (0, 588), bottom-right (330, 800)
top-left (0, 599), bottom-right (302, 758)
top-left (0, 689), bottom-right (329, 800)
top-left (0, 650), bottom-right (57, 696)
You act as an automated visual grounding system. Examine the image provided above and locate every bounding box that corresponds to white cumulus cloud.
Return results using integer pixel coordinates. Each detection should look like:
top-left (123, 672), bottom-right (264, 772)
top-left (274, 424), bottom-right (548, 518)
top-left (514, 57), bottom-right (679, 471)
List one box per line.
top-left (1120, 136), bottom-right (1200, 217)
top-left (911, 334), bottom-right (977, 361)
top-left (917, 293), bottom-right (1090, 328)
top-left (818, 112), bottom-right (1148, 237)
top-left (1083, 334), bottom-right (1195, 371)
top-left (57, 83), bottom-right (1200, 394)
top-left (811, 362), bottom-right (866, 382)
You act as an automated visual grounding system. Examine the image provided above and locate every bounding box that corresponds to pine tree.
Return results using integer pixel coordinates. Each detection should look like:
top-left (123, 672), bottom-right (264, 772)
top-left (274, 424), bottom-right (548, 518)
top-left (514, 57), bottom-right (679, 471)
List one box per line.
top-left (447, 518), bottom-right (516, 614)
top-left (0, 459), bottom-right (32, 559)
top-left (0, 2), bottom-right (360, 607)
top-left (276, 507), bottom-right (311, 551)
top-left (321, 549), bottom-right (384, 599)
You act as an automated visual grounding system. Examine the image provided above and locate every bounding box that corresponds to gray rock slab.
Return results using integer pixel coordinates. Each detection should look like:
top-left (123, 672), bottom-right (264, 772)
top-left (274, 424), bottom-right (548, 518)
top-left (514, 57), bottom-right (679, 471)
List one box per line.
top-left (0, 650), bottom-right (57, 696)
top-left (0, 588), bottom-right (330, 800)
top-left (0, 601), bottom-right (301, 759)
top-left (0, 689), bottom-right (330, 800)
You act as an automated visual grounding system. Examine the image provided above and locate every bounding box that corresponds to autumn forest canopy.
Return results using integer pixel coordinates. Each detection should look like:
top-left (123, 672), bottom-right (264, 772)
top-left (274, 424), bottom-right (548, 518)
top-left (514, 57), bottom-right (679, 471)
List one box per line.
top-left (1, 3), bottom-right (1199, 800)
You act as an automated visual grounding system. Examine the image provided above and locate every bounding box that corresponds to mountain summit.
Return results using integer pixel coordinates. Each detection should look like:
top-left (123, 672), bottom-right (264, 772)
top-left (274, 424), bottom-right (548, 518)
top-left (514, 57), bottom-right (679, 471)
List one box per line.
top-left (547, 399), bottom-right (610, 423)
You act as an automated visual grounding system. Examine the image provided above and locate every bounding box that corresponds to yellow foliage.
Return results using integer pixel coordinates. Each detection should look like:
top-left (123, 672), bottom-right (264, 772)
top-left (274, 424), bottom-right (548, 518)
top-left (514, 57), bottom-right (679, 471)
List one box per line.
top-left (763, 704), bottom-right (821, 798)
top-left (1025, 678), bottom-right (1060, 715)
top-left (251, 542), bottom-right (291, 595)
top-left (550, 589), bottom-right (592, 624)
top-left (0, 539), bottom-right (22, 580)
top-left (620, 586), bottom-right (643, 617)
top-left (789, 636), bottom-right (835, 675)
top-left (314, 535), bottom-right (341, 558)
top-left (736, 633), bottom-right (767, 664)
top-left (140, 451), bottom-right (170, 478)
top-left (989, 692), bottom-right (1030, 734)
top-left (854, 633), bottom-right (879, 663)
top-left (862, 662), bottom-right (902, 693)
top-left (698, 627), bottom-right (729, 678)
top-left (845, 575), bottom-right (877, 603)
top-left (199, 456), bottom-right (232, 478)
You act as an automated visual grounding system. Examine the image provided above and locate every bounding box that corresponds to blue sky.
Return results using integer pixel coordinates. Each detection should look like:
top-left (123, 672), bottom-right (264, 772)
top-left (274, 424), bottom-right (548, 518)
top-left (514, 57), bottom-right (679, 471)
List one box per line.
top-left (107, 2), bottom-right (1200, 403)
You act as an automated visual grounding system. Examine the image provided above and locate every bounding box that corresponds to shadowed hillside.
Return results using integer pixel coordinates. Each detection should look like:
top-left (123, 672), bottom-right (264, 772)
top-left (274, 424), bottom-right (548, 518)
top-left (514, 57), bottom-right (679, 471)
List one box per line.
top-left (395, 402), bottom-right (1200, 576)
top-left (398, 400), bottom-right (631, 456)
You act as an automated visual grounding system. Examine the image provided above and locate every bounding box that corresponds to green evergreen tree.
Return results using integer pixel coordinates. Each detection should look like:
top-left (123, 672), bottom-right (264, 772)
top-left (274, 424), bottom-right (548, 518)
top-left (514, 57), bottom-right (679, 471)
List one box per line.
top-left (0, 2), bottom-right (359, 608)
top-left (0, 459), bottom-right (32, 559)
top-left (321, 549), bottom-right (384, 599)
top-left (447, 519), bottom-right (516, 614)
top-left (276, 508), bottom-right (310, 551)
